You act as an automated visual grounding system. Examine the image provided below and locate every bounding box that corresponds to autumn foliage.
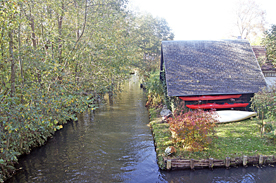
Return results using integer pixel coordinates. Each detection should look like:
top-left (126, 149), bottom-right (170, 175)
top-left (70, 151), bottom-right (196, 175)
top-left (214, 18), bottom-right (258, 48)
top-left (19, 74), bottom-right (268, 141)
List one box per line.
top-left (168, 110), bottom-right (217, 152)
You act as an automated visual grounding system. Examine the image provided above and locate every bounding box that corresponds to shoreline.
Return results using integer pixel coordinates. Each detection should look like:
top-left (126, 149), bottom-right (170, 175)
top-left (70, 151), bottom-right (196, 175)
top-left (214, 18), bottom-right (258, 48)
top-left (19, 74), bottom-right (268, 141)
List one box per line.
top-left (149, 110), bottom-right (276, 171)
top-left (1, 118), bottom-right (74, 183)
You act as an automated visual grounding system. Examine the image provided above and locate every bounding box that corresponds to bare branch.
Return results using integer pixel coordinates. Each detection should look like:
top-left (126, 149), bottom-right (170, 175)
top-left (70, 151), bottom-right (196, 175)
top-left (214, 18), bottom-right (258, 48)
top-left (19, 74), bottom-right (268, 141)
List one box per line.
top-left (233, 0), bottom-right (266, 41)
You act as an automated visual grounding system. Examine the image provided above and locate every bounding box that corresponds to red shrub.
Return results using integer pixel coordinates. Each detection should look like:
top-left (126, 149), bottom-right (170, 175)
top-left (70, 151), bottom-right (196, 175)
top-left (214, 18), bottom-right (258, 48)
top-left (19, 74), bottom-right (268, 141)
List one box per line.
top-left (168, 110), bottom-right (217, 152)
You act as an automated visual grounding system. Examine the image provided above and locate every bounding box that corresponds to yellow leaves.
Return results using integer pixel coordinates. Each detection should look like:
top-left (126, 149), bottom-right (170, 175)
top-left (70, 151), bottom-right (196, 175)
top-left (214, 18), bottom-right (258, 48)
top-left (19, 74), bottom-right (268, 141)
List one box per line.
top-left (54, 125), bottom-right (63, 131)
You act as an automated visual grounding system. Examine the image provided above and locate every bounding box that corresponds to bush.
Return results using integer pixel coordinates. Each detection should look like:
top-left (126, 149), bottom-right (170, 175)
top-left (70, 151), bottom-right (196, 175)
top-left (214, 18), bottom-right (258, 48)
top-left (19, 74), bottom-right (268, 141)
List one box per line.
top-left (264, 127), bottom-right (276, 144)
top-left (145, 70), bottom-right (164, 108)
top-left (0, 87), bottom-right (95, 181)
top-left (168, 110), bottom-right (217, 152)
top-left (251, 86), bottom-right (276, 120)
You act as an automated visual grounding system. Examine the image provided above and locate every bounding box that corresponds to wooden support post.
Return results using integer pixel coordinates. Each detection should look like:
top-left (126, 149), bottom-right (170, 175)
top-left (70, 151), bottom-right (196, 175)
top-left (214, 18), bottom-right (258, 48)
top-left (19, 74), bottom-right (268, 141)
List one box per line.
top-left (243, 156), bottom-right (247, 167)
top-left (190, 159), bottom-right (195, 170)
top-left (226, 157), bottom-right (230, 169)
top-left (166, 159), bottom-right (171, 170)
top-left (259, 155), bottom-right (264, 165)
top-left (209, 158), bottom-right (214, 169)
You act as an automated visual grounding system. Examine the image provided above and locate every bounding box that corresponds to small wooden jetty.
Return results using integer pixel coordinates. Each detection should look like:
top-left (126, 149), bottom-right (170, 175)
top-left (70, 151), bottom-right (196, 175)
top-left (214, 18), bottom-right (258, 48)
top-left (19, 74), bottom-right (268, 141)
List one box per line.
top-left (164, 155), bottom-right (276, 170)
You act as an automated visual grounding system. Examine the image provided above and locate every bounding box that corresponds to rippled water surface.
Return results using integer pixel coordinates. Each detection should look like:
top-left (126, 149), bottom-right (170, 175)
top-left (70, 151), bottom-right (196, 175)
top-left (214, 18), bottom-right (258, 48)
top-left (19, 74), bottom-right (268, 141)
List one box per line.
top-left (6, 75), bottom-right (276, 183)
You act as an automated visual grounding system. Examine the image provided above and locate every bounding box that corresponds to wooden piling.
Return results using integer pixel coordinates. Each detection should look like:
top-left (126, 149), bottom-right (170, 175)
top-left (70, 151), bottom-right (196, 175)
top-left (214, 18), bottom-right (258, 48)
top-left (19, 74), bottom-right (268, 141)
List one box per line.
top-left (164, 155), bottom-right (276, 170)
top-left (209, 158), bottom-right (214, 169)
top-left (243, 156), bottom-right (247, 166)
top-left (166, 159), bottom-right (171, 170)
top-left (259, 155), bottom-right (263, 165)
top-left (226, 157), bottom-right (230, 169)
top-left (190, 159), bottom-right (195, 170)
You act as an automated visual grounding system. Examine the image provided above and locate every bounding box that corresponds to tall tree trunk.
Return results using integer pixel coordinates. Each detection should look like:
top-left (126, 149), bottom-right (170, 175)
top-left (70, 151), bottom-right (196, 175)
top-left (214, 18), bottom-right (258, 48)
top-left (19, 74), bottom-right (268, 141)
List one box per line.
top-left (58, 1), bottom-right (64, 64)
top-left (30, 17), bottom-right (37, 49)
top-left (9, 30), bottom-right (15, 97)
top-left (18, 9), bottom-right (24, 87)
top-left (18, 6), bottom-right (24, 103)
top-left (74, 0), bottom-right (79, 85)
top-left (1, 22), bottom-right (4, 63)
top-left (1, 22), bottom-right (6, 88)
top-left (29, 16), bottom-right (41, 84)
top-left (74, 0), bottom-right (80, 40)
top-left (18, 8), bottom-right (25, 103)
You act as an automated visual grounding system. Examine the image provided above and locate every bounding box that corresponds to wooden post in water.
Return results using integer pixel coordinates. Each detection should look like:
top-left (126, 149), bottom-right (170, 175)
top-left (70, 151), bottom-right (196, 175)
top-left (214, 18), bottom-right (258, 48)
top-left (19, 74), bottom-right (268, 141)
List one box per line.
top-left (243, 156), bottom-right (247, 167)
top-left (259, 155), bottom-right (264, 165)
top-left (226, 157), bottom-right (230, 169)
top-left (209, 158), bottom-right (214, 169)
top-left (166, 159), bottom-right (171, 170)
top-left (190, 159), bottom-right (195, 170)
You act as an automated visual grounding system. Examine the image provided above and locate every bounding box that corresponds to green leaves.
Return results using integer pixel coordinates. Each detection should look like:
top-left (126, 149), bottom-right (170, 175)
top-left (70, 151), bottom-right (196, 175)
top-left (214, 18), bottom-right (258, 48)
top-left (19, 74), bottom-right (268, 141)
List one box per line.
top-left (0, 0), bottom-right (174, 180)
top-left (145, 70), bottom-right (164, 108)
top-left (132, 14), bottom-right (174, 72)
top-left (251, 86), bottom-right (276, 119)
top-left (262, 25), bottom-right (276, 63)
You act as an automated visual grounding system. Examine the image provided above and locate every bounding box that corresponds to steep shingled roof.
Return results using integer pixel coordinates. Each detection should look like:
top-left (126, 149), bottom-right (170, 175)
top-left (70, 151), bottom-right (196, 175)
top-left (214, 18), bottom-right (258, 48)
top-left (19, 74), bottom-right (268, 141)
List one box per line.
top-left (161, 40), bottom-right (267, 96)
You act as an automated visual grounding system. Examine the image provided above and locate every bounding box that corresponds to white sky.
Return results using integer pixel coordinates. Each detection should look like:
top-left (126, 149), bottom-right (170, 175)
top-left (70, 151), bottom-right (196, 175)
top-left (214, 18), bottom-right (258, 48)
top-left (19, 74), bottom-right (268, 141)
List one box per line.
top-left (128, 0), bottom-right (276, 40)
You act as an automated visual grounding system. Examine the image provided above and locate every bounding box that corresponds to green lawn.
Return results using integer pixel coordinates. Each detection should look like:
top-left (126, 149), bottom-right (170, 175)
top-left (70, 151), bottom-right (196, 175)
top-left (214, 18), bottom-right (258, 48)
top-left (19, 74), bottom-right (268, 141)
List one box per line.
top-left (150, 115), bottom-right (276, 169)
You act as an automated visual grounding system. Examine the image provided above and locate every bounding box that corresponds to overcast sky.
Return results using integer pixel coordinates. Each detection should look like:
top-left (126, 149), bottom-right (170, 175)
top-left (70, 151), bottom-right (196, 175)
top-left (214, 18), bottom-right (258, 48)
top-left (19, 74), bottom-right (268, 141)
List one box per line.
top-left (128, 0), bottom-right (276, 40)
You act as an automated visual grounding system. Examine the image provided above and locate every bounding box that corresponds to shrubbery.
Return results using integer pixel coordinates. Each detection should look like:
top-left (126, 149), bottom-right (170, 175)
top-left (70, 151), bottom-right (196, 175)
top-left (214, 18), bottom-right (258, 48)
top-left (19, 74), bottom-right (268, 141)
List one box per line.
top-left (145, 70), bottom-right (164, 108)
top-left (168, 110), bottom-right (217, 152)
top-left (251, 86), bottom-right (276, 141)
top-left (251, 86), bottom-right (276, 120)
top-left (0, 86), bottom-right (95, 181)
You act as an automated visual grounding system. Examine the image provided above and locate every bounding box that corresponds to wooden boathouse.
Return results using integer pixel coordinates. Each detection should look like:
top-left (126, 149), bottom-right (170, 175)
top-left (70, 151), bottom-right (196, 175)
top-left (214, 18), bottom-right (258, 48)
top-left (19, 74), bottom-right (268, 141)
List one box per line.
top-left (160, 40), bottom-right (267, 110)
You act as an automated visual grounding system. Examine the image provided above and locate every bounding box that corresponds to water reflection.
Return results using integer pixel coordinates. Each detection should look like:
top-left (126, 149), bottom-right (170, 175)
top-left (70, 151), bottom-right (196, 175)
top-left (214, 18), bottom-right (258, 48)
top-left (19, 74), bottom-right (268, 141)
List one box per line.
top-left (161, 166), bottom-right (276, 183)
top-left (6, 75), bottom-right (276, 183)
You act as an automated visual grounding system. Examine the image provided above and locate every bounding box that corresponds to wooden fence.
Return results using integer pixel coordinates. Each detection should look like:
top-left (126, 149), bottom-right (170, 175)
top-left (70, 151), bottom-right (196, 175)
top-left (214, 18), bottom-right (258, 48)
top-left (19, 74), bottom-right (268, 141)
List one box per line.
top-left (164, 155), bottom-right (276, 170)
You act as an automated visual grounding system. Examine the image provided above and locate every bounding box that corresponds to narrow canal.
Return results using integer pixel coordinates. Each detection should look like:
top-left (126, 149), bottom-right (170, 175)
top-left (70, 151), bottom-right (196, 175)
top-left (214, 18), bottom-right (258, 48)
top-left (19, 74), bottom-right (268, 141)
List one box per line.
top-left (6, 75), bottom-right (276, 183)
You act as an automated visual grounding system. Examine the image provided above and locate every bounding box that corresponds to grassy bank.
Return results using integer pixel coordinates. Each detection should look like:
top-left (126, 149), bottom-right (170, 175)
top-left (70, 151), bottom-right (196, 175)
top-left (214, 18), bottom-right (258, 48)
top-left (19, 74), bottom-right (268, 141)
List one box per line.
top-left (149, 108), bottom-right (276, 170)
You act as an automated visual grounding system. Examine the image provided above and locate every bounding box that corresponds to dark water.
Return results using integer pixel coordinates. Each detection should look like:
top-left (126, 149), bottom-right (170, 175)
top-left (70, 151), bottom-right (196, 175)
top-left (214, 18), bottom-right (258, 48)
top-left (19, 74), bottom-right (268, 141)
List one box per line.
top-left (6, 75), bottom-right (276, 183)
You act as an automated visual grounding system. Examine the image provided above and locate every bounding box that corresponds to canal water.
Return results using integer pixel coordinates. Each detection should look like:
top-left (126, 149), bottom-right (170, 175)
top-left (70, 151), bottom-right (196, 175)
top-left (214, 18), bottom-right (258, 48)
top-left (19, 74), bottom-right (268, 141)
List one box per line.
top-left (6, 75), bottom-right (276, 183)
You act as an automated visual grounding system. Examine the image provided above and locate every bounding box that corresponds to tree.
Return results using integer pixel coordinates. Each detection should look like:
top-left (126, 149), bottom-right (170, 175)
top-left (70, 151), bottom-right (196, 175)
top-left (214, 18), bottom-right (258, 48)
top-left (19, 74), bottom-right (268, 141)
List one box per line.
top-left (233, 0), bottom-right (266, 43)
top-left (262, 25), bottom-right (276, 63)
top-left (133, 14), bottom-right (174, 72)
top-left (0, 0), bottom-right (176, 179)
